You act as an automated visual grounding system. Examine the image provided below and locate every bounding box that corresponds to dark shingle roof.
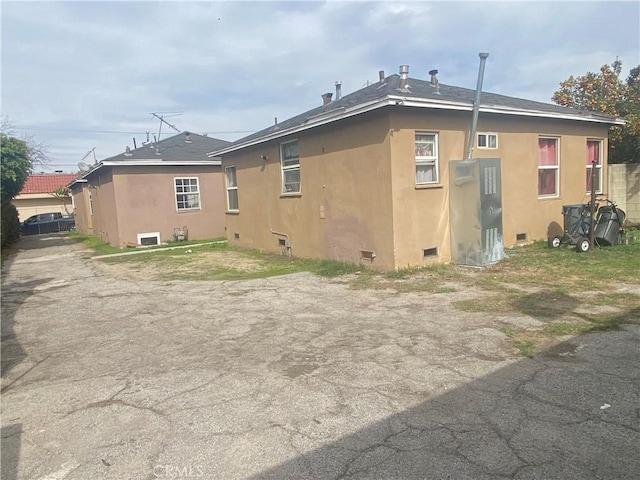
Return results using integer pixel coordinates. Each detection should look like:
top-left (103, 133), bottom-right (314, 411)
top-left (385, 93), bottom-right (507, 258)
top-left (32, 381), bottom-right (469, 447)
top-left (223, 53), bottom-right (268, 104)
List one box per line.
top-left (107, 132), bottom-right (230, 162)
top-left (213, 74), bottom-right (621, 155)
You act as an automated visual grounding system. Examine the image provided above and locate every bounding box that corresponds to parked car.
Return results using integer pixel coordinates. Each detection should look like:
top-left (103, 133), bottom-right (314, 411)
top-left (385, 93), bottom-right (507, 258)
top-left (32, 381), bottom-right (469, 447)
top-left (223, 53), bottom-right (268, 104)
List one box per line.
top-left (20, 212), bottom-right (75, 235)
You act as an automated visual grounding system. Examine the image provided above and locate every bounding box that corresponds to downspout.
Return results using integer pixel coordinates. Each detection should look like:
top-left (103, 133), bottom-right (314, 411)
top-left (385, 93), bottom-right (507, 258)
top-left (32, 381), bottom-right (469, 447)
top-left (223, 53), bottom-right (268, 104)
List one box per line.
top-left (466, 52), bottom-right (490, 160)
top-left (263, 155), bottom-right (291, 255)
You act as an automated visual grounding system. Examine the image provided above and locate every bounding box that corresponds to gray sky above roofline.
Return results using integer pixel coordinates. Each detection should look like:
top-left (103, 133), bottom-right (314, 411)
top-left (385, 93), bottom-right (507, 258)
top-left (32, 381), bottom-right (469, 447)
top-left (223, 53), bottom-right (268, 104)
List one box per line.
top-left (2, 1), bottom-right (638, 172)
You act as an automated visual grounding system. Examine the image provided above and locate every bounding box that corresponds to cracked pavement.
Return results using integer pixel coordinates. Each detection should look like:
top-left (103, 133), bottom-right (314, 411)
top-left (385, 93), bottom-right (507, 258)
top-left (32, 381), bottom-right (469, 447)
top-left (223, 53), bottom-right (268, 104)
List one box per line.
top-left (1, 234), bottom-right (638, 479)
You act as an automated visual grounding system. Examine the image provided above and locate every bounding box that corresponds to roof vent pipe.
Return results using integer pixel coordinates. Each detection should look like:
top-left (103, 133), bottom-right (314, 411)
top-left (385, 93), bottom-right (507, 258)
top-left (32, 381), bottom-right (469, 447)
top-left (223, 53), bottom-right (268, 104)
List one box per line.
top-left (429, 69), bottom-right (439, 86)
top-left (379, 70), bottom-right (385, 82)
top-left (335, 81), bottom-right (342, 100)
top-left (321, 92), bottom-right (333, 105)
top-left (399, 65), bottom-right (409, 89)
top-left (466, 52), bottom-right (489, 160)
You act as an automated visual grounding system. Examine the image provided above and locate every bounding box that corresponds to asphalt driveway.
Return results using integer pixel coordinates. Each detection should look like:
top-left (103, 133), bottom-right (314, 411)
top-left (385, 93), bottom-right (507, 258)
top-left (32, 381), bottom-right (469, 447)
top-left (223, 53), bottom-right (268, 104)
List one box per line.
top-left (1, 234), bottom-right (638, 479)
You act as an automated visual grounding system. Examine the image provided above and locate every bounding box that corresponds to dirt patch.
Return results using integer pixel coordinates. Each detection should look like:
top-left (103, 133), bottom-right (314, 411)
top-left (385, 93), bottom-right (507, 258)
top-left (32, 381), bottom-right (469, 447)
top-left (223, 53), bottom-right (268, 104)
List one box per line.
top-left (93, 250), bottom-right (266, 281)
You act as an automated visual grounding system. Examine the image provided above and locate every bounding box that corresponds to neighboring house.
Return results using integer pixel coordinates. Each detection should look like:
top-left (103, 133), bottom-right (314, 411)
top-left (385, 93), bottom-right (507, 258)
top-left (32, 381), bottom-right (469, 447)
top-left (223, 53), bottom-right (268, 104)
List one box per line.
top-left (68, 132), bottom-right (230, 247)
top-left (13, 173), bottom-right (77, 221)
top-left (210, 65), bottom-right (623, 270)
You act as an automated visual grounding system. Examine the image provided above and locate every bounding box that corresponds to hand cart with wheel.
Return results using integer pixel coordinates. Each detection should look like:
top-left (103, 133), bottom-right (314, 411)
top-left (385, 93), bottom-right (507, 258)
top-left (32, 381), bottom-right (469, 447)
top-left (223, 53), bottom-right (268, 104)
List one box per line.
top-left (548, 199), bottom-right (626, 252)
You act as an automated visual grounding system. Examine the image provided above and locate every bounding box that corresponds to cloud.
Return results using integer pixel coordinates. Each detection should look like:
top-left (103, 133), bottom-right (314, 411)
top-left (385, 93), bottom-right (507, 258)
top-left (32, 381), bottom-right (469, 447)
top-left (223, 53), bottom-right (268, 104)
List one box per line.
top-left (2, 1), bottom-right (638, 171)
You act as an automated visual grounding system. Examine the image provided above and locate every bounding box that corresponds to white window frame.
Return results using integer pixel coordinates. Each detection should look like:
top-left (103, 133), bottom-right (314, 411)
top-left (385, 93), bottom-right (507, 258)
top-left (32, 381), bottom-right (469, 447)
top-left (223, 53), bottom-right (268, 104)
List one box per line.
top-left (586, 139), bottom-right (603, 194)
top-left (477, 132), bottom-right (498, 149)
top-left (415, 132), bottom-right (439, 185)
top-left (174, 177), bottom-right (201, 211)
top-left (538, 137), bottom-right (560, 198)
top-left (137, 232), bottom-right (160, 246)
top-left (225, 166), bottom-right (239, 211)
top-left (280, 140), bottom-right (300, 194)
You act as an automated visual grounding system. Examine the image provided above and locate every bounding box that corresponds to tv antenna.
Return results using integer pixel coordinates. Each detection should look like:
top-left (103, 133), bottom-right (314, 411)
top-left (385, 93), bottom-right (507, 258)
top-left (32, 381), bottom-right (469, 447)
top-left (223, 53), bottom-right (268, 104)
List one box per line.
top-left (80, 147), bottom-right (97, 164)
top-left (150, 112), bottom-right (181, 153)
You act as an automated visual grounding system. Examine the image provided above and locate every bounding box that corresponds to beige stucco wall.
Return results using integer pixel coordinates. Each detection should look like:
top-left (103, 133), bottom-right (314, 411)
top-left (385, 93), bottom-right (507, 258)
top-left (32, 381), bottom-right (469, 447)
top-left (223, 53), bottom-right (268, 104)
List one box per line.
top-left (388, 109), bottom-right (610, 266)
top-left (608, 163), bottom-right (640, 223)
top-left (12, 195), bottom-right (72, 221)
top-left (222, 106), bottom-right (612, 270)
top-left (111, 166), bottom-right (226, 247)
top-left (70, 184), bottom-right (94, 235)
top-left (88, 170), bottom-right (120, 245)
top-left (223, 112), bottom-right (397, 269)
top-left (71, 166), bottom-right (225, 247)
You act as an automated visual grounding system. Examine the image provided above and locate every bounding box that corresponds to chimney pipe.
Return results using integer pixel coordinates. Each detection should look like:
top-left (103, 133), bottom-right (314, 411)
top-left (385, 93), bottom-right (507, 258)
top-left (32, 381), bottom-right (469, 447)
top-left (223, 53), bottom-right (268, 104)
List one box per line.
top-left (335, 81), bottom-right (342, 100)
top-left (399, 65), bottom-right (409, 89)
top-left (379, 70), bottom-right (385, 82)
top-left (428, 69), bottom-right (439, 86)
top-left (321, 92), bottom-right (333, 105)
top-left (466, 52), bottom-right (490, 160)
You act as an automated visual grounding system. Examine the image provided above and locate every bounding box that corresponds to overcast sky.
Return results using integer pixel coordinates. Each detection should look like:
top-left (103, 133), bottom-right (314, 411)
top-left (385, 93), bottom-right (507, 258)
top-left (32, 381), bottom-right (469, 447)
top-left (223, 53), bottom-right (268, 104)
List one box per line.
top-left (2, 0), bottom-right (639, 172)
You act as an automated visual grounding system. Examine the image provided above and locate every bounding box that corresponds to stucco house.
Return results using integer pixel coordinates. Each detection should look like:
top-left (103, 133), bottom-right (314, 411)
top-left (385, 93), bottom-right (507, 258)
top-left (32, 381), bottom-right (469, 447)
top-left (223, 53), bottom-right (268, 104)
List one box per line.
top-left (69, 132), bottom-right (230, 247)
top-left (209, 65), bottom-right (623, 270)
top-left (13, 173), bottom-right (77, 221)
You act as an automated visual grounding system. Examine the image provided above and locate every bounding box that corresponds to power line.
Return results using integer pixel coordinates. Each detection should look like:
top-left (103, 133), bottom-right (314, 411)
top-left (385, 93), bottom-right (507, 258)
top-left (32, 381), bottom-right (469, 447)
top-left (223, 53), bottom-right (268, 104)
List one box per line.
top-left (13, 126), bottom-right (255, 134)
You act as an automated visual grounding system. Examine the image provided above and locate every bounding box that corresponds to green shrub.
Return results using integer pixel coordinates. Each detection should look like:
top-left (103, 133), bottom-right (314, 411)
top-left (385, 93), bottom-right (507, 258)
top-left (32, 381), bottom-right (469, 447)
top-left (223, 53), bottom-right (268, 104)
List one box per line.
top-left (1, 202), bottom-right (20, 248)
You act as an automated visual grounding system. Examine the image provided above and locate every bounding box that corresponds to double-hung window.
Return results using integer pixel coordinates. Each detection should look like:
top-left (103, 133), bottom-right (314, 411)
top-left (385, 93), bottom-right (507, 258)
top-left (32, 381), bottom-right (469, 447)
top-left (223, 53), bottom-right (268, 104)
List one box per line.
top-left (477, 133), bottom-right (498, 149)
top-left (538, 137), bottom-right (559, 197)
top-left (175, 177), bottom-right (200, 210)
top-left (281, 140), bottom-right (300, 193)
top-left (225, 166), bottom-right (239, 211)
top-left (415, 133), bottom-right (439, 184)
top-left (586, 139), bottom-right (602, 194)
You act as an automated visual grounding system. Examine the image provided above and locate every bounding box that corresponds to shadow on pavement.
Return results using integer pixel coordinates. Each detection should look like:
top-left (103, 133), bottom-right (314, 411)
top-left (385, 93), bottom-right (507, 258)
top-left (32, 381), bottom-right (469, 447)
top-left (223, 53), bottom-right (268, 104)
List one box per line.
top-left (510, 289), bottom-right (579, 321)
top-left (10, 233), bottom-right (77, 252)
top-left (251, 326), bottom-right (639, 480)
top-left (1, 424), bottom-right (22, 480)
top-left (1, 278), bottom-right (53, 379)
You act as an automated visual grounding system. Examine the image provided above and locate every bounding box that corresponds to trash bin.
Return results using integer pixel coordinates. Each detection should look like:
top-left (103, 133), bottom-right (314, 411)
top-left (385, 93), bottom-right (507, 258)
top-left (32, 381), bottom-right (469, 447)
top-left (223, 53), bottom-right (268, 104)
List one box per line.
top-left (562, 204), bottom-right (590, 237)
top-left (594, 206), bottom-right (626, 246)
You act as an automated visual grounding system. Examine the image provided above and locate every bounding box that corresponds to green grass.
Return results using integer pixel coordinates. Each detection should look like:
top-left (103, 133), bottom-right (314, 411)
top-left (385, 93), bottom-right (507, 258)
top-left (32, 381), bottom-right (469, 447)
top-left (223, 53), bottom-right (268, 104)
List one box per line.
top-left (67, 232), bottom-right (226, 256)
top-left (67, 232), bottom-right (123, 255)
top-left (88, 230), bottom-right (639, 357)
top-left (99, 242), bottom-right (365, 281)
top-left (497, 307), bottom-right (638, 358)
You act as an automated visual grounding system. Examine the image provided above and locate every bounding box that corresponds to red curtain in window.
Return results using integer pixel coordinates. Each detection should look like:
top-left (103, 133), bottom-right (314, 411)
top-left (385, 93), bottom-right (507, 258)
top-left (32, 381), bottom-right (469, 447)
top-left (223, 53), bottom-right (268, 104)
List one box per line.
top-left (586, 141), bottom-right (599, 165)
top-left (538, 138), bottom-right (557, 165)
top-left (539, 170), bottom-right (556, 195)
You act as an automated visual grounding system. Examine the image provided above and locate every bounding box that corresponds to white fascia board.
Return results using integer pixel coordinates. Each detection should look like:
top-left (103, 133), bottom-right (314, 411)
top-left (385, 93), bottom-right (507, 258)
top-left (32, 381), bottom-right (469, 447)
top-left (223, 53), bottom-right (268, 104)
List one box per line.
top-left (478, 106), bottom-right (626, 125)
top-left (75, 159), bottom-right (221, 183)
top-left (208, 98), bottom-right (393, 157)
top-left (102, 159), bottom-right (222, 167)
top-left (210, 95), bottom-right (623, 158)
top-left (389, 95), bottom-right (624, 125)
top-left (67, 178), bottom-right (88, 188)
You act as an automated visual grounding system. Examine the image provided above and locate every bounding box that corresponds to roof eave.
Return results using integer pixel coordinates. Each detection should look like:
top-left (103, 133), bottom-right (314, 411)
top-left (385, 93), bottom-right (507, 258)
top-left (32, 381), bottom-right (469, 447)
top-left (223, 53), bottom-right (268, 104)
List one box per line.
top-left (210, 95), bottom-right (623, 157)
top-left (73, 159), bottom-right (222, 183)
top-left (67, 178), bottom-right (87, 188)
top-left (208, 98), bottom-right (395, 157)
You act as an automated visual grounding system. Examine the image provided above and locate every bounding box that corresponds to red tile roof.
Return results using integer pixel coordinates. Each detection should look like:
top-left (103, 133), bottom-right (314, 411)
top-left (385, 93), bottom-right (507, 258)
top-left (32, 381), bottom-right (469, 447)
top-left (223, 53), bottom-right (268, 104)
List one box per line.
top-left (19, 174), bottom-right (79, 195)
